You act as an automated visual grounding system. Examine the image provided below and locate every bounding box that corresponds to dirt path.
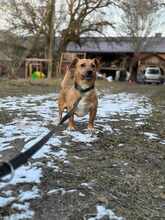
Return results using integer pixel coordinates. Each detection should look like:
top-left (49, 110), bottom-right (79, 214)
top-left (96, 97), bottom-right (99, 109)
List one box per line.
top-left (0, 81), bottom-right (165, 220)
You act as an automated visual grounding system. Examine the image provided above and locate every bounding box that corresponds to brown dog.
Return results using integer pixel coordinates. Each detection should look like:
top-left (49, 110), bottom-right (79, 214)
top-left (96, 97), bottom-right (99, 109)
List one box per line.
top-left (58, 57), bottom-right (99, 130)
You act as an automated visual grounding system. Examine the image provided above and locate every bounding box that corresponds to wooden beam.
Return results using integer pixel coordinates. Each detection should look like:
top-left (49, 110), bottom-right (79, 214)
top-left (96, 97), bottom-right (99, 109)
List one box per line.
top-left (58, 53), bottom-right (64, 75)
top-left (25, 62), bottom-right (28, 79)
top-left (25, 58), bottom-right (49, 62)
top-left (29, 64), bottom-right (32, 79)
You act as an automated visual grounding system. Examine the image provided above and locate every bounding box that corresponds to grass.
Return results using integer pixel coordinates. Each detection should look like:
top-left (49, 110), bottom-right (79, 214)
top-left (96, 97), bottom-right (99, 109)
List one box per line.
top-left (0, 79), bottom-right (61, 98)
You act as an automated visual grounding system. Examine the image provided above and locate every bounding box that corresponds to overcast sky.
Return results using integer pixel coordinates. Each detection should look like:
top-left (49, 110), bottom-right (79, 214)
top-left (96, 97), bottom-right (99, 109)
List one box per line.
top-left (105, 5), bottom-right (165, 37)
top-left (0, 1), bottom-right (165, 37)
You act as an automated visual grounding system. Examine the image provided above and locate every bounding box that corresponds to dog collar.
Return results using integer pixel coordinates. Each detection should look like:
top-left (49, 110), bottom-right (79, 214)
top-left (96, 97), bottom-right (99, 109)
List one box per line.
top-left (74, 83), bottom-right (95, 94)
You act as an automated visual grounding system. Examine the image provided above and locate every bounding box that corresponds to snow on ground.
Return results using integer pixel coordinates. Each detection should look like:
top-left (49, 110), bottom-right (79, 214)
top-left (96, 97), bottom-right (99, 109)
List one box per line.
top-left (0, 165), bottom-right (42, 187)
top-left (98, 93), bottom-right (152, 118)
top-left (19, 186), bottom-right (40, 202)
top-left (64, 130), bottom-right (98, 143)
top-left (88, 205), bottom-right (123, 220)
top-left (144, 132), bottom-right (160, 140)
top-left (160, 140), bottom-right (165, 145)
top-left (4, 202), bottom-right (34, 220)
top-left (0, 92), bottom-right (154, 219)
top-left (0, 196), bottom-right (15, 208)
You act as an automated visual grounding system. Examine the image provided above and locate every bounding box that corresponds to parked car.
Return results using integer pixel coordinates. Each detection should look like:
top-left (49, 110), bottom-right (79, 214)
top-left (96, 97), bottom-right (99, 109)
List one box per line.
top-left (143, 67), bottom-right (164, 84)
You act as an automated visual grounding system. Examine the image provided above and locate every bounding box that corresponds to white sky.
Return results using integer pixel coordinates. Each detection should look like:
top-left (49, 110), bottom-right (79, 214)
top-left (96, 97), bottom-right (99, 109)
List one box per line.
top-left (0, 1), bottom-right (165, 37)
top-left (105, 5), bottom-right (165, 37)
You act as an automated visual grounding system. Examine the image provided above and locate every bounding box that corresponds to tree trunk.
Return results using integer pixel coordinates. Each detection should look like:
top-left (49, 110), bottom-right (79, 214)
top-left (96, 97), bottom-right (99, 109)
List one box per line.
top-left (8, 66), bottom-right (17, 79)
top-left (54, 36), bottom-right (67, 78)
top-left (129, 54), bottom-right (139, 81)
top-left (47, 0), bottom-right (55, 80)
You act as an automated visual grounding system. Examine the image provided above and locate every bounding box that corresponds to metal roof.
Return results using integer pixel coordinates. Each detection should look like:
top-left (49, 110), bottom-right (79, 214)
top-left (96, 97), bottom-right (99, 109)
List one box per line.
top-left (65, 37), bottom-right (165, 53)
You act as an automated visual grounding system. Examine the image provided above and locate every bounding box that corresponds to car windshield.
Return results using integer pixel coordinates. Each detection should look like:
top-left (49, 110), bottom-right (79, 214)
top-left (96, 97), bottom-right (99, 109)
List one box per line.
top-left (147, 69), bottom-right (160, 74)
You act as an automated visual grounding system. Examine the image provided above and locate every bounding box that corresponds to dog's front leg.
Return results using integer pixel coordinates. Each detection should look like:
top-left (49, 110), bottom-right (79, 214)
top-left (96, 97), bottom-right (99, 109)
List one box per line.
top-left (68, 114), bottom-right (77, 130)
top-left (88, 108), bottom-right (97, 130)
top-left (59, 110), bottom-right (62, 121)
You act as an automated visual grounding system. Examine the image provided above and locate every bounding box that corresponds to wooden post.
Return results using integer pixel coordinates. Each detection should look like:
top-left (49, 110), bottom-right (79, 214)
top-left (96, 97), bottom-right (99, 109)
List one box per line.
top-left (29, 64), bottom-right (32, 79)
top-left (58, 53), bottom-right (64, 76)
top-left (25, 61), bottom-right (28, 79)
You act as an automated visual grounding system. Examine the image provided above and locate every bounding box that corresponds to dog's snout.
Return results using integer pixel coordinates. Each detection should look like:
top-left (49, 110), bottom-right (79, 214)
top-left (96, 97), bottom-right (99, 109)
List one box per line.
top-left (86, 71), bottom-right (93, 76)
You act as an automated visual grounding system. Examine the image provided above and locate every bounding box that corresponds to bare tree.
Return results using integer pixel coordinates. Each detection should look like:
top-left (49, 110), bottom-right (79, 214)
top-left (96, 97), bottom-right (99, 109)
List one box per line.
top-left (118, 0), bottom-right (162, 80)
top-left (53, 0), bottom-right (120, 75)
top-left (0, 0), bottom-right (118, 78)
top-left (0, 31), bottom-right (24, 78)
top-left (0, 0), bottom-right (50, 78)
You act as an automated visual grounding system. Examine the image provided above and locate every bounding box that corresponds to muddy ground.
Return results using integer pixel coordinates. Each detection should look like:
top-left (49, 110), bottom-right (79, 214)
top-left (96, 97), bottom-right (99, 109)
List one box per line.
top-left (0, 79), bottom-right (165, 220)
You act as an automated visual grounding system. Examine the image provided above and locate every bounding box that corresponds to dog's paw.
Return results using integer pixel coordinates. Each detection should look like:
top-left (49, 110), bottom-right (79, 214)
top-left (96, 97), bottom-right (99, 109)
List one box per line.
top-left (87, 125), bottom-right (95, 133)
top-left (67, 126), bottom-right (77, 131)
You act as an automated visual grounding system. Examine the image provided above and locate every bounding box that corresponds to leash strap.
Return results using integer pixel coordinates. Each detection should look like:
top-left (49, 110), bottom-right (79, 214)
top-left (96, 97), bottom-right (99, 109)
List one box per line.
top-left (0, 129), bottom-right (55, 180)
top-left (0, 96), bottom-right (82, 181)
top-left (58, 96), bottom-right (82, 125)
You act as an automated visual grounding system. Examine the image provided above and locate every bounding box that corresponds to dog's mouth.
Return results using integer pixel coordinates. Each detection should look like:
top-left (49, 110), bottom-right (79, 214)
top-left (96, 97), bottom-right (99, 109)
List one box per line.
top-left (81, 75), bottom-right (93, 81)
top-left (85, 75), bottom-right (93, 80)
top-left (81, 71), bottom-right (94, 81)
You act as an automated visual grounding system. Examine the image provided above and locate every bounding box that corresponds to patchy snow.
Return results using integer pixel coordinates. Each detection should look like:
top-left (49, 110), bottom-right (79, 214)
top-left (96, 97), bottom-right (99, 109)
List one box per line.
top-left (88, 205), bottom-right (124, 220)
top-left (160, 140), bottom-right (165, 145)
top-left (0, 94), bottom-right (57, 115)
top-left (47, 188), bottom-right (77, 196)
top-left (80, 181), bottom-right (95, 190)
top-left (0, 92), bottom-right (154, 219)
top-left (98, 93), bottom-right (152, 118)
top-left (64, 130), bottom-right (98, 143)
top-left (0, 196), bottom-right (15, 208)
top-left (144, 132), bottom-right (160, 140)
top-left (97, 124), bottom-right (113, 132)
top-left (0, 165), bottom-right (42, 189)
top-left (79, 192), bottom-right (86, 197)
top-left (23, 134), bottom-right (62, 160)
top-left (12, 202), bottom-right (30, 211)
top-left (49, 147), bottom-right (67, 160)
top-left (4, 202), bottom-right (34, 220)
top-left (47, 188), bottom-right (65, 195)
top-left (0, 168), bottom-right (41, 219)
top-left (135, 121), bottom-right (145, 126)
top-left (46, 161), bottom-right (59, 171)
top-left (106, 76), bottom-right (113, 82)
top-left (19, 186), bottom-right (40, 202)
top-left (22, 130), bottom-right (50, 152)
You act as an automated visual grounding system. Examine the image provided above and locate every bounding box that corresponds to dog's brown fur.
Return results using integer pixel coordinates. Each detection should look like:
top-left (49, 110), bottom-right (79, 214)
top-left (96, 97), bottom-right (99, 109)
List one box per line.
top-left (58, 57), bottom-right (99, 130)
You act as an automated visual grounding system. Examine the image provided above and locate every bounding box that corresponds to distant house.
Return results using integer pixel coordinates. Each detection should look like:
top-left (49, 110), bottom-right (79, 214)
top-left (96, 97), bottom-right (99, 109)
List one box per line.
top-left (1, 30), bottom-right (165, 79)
top-left (60, 35), bottom-right (165, 80)
top-left (66, 35), bottom-right (165, 54)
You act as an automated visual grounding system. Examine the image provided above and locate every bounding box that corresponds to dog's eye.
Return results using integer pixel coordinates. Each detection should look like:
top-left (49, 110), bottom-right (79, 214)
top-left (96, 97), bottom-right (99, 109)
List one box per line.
top-left (80, 63), bottom-right (86, 67)
top-left (91, 63), bottom-right (96, 68)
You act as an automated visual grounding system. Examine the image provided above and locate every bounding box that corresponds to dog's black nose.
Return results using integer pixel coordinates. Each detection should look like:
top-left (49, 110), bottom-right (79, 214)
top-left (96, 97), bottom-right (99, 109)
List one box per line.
top-left (86, 71), bottom-right (93, 77)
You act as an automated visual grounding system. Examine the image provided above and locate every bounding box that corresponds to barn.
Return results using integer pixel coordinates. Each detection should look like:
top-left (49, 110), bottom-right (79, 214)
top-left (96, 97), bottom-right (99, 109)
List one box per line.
top-left (60, 35), bottom-right (165, 81)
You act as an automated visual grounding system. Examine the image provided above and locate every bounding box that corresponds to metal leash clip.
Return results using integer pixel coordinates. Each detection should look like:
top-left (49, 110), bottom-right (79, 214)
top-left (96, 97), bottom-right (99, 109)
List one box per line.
top-left (0, 160), bottom-right (15, 182)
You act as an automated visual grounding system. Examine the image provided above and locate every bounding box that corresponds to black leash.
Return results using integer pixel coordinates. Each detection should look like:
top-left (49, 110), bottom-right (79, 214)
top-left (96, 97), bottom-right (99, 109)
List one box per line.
top-left (0, 96), bottom-right (82, 182)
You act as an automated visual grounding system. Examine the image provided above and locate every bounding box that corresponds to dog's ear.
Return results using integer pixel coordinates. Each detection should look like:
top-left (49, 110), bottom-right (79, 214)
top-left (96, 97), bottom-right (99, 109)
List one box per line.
top-left (70, 57), bottom-right (79, 69)
top-left (69, 57), bottom-right (79, 79)
top-left (93, 58), bottom-right (100, 69)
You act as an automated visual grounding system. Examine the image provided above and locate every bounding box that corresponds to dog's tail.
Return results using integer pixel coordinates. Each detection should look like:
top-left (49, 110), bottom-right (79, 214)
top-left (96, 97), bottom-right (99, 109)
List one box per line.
top-left (61, 66), bottom-right (72, 89)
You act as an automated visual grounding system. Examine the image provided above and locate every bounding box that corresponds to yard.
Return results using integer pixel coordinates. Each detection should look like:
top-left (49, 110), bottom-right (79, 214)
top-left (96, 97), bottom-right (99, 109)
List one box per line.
top-left (0, 80), bottom-right (165, 220)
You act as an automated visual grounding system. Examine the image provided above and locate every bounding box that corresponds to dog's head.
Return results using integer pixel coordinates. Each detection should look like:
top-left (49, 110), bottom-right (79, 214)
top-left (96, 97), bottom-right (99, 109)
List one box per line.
top-left (70, 58), bottom-right (100, 88)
